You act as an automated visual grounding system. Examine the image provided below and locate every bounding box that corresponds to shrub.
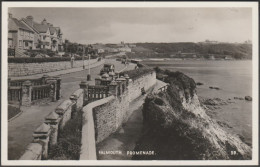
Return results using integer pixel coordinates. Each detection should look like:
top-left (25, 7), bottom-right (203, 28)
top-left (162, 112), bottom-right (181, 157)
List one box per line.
top-left (48, 110), bottom-right (82, 160)
top-left (8, 57), bottom-right (90, 63)
top-left (8, 105), bottom-right (21, 120)
top-left (154, 97), bottom-right (164, 106)
top-left (122, 67), bottom-right (154, 80)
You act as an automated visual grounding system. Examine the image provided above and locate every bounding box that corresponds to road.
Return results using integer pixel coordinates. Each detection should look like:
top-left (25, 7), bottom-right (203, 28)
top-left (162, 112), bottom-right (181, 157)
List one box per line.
top-left (8, 59), bottom-right (136, 160)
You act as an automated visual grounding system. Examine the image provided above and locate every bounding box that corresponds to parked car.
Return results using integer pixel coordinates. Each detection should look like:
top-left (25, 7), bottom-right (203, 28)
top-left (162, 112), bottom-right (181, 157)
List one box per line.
top-left (100, 63), bottom-right (115, 75)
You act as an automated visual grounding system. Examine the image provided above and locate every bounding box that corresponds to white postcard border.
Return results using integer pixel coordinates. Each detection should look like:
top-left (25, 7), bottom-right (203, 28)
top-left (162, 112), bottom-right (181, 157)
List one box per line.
top-left (1, 1), bottom-right (259, 166)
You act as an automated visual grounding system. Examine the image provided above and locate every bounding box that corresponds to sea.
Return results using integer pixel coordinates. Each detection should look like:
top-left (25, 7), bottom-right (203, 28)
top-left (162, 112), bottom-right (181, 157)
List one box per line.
top-left (143, 59), bottom-right (252, 145)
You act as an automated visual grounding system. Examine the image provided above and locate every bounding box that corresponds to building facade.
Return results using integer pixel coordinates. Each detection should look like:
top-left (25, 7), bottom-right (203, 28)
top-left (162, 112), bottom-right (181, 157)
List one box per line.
top-left (12, 14), bottom-right (64, 52)
top-left (8, 13), bottom-right (35, 50)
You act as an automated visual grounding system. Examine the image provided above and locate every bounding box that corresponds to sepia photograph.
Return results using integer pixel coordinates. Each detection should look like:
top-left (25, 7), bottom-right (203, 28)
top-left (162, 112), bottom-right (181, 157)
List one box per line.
top-left (1, 1), bottom-right (259, 166)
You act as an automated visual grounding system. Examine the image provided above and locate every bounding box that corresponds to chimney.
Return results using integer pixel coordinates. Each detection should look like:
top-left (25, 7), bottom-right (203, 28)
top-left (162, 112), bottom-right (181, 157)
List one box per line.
top-left (26, 15), bottom-right (34, 27)
top-left (41, 18), bottom-right (47, 25)
top-left (8, 13), bottom-right (12, 19)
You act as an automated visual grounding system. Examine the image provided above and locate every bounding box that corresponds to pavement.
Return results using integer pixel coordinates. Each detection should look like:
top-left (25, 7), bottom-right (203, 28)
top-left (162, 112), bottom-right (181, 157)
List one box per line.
top-left (96, 79), bottom-right (167, 160)
top-left (8, 59), bottom-right (136, 160)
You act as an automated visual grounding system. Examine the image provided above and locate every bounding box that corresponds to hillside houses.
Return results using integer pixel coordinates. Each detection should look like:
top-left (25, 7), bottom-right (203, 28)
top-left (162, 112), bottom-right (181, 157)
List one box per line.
top-left (8, 13), bottom-right (64, 55)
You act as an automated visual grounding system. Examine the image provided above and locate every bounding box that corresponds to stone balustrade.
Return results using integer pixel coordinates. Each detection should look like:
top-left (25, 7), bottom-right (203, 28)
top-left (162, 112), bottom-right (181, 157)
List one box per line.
top-left (19, 87), bottom-right (81, 160)
top-left (18, 68), bottom-right (156, 160)
top-left (55, 100), bottom-right (75, 129)
top-left (8, 75), bottom-right (62, 106)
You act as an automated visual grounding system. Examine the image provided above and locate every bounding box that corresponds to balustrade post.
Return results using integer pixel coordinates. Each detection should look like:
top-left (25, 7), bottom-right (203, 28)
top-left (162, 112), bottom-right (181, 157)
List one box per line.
top-left (46, 79), bottom-right (57, 102)
top-left (53, 76), bottom-right (61, 100)
top-left (33, 123), bottom-right (51, 160)
top-left (79, 80), bottom-right (89, 105)
top-left (124, 74), bottom-right (130, 88)
top-left (69, 95), bottom-right (78, 118)
top-left (42, 75), bottom-right (50, 84)
top-left (21, 80), bottom-right (32, 106)
top-left (116, 78), bottom-right (124, 96)
top-left (108, 80), bottom-right (118, 97)
top-left (45, 112), bottom-right (60, 146)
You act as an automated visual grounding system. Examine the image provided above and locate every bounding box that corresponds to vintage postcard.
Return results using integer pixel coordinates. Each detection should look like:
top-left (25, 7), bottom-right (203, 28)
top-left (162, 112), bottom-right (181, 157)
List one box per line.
top-left (1, 1), bottom-right (259, 166)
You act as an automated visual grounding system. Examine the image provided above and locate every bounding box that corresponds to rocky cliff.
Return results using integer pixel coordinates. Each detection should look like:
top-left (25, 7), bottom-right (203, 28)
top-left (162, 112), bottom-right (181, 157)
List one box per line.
top-left (134, 71), bottom-right (251, 160)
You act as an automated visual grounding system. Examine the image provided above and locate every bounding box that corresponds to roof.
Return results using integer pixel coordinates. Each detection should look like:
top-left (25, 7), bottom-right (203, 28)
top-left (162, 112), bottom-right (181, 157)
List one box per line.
top-left (21, 18), bottom-right (39, 33)
top-left (33, 23), bottom-right (49, 33)
top-left (49, 27), bottom-right (57, 35)
top-left (55, 27), bottom-right (62, 35)
top-left (102, 73), bottom-right (109, 78)
top-left (9, 18), bottom-right (33, 32)
top-left (23, 18), bottom-right (61, 35)
top-left (108, 71), bottom-right (116, 76)
top-left (104, 63), bottom-right (115, 67)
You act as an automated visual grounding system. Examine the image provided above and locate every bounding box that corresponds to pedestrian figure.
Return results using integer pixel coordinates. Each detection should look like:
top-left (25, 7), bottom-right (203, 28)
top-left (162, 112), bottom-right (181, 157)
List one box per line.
top-left (71, 55), bottom-right (75, 68)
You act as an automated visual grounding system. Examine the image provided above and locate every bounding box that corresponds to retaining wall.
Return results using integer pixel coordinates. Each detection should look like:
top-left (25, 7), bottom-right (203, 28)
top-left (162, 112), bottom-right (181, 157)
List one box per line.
top-left (80, 70), bottom-right (156, 159)
top-left (128, 71), bottom-right (156, 101)
top-left (80, 96), bottom-right (115, 160)
top-left (92, 92), bottom-right (130, 143)
top-left (9, 59), bottom-right (98, 77)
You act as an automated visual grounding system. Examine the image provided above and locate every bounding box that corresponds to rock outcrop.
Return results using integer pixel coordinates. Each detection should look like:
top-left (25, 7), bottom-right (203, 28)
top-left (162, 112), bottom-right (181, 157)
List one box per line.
top-left (134, 71), bottom-right (251, 160)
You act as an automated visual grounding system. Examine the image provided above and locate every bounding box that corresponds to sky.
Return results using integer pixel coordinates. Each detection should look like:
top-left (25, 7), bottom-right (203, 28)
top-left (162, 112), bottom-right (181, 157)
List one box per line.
top-left (9, 7), bottom-right (252, 44)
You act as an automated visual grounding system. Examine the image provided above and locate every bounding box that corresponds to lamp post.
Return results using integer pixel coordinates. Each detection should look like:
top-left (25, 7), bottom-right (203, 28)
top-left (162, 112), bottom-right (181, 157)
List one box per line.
top-left (83, 46), bottom-right (85, 69)
top-left (87, 45), bottom-right (92, 81)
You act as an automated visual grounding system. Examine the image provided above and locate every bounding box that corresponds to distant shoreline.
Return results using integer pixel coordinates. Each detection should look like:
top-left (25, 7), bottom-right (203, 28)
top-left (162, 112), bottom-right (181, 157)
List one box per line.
top-left (143, 58), bottom-right (252, 61)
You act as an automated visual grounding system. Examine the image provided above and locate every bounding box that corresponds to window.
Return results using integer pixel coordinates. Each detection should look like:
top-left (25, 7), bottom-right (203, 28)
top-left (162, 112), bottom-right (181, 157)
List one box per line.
top-left (8, 39), bottom-right (13, 47)
top-left (25, 42), bottom-right (28, 47)
top-left (19, 40), bottom-right (22, 47)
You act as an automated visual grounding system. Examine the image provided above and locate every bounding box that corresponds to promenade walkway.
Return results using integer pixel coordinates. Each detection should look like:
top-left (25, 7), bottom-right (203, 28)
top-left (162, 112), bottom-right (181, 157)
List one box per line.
top-left (8, 59), bottom-right (136, 160)
top-left (96, 79), bottom-right (167, 160)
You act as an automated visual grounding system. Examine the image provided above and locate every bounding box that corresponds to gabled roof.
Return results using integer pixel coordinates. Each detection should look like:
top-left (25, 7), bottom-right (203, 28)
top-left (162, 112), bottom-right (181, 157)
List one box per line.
top-left (8, 18), bottom-right (33, 32)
